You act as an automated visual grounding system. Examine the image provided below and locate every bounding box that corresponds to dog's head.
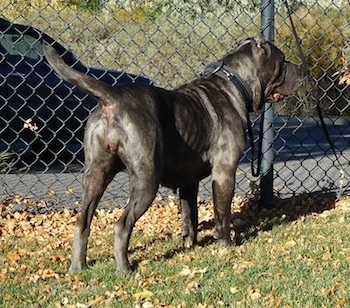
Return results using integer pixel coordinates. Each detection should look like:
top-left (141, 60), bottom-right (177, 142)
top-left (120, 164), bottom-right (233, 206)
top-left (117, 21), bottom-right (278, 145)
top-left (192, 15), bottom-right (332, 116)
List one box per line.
top-left (224, 36), bottom-right (300, 112)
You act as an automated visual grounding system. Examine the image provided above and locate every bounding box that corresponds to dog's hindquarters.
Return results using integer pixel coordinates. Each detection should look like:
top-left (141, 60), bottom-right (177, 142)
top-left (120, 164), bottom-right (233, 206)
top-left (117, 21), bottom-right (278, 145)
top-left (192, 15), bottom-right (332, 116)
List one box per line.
top-left (113, 129), bottom-right (164, 270)
top-left (70, 114), bottom-right (127, 273)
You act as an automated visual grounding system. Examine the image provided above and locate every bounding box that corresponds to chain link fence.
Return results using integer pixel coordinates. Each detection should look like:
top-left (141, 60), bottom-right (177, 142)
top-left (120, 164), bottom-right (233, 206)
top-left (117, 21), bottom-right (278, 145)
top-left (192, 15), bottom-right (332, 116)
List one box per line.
top-left (0, 0), bottom-right (349, 210)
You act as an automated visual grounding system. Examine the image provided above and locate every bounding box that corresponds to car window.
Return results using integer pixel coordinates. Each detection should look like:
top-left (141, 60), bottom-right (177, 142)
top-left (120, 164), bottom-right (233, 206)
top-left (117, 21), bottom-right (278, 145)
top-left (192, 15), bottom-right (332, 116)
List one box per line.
top-left (0, 34), bottom-right (42, 60)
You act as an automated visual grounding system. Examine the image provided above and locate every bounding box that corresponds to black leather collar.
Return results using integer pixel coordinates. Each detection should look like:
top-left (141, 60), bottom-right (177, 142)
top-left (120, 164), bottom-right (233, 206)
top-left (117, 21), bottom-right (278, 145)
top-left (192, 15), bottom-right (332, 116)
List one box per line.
top-left (202, 62), bottom-right (254, 113)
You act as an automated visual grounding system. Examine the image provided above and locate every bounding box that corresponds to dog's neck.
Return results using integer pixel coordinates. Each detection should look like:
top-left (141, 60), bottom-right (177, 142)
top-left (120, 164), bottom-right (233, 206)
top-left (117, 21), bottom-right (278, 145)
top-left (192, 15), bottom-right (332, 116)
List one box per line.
top-left (202, 61), bottom-right (254, 113)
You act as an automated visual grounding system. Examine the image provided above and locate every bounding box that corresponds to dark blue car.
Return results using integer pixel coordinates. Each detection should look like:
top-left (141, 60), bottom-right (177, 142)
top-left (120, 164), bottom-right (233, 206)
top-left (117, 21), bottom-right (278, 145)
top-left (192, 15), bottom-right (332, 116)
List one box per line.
top-left (0, 18), bottom-right (154, 171)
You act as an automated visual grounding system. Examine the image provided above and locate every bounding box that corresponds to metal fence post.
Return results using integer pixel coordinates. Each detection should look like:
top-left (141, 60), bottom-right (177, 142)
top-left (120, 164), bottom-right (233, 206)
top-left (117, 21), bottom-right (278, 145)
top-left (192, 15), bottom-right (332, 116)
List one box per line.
top-left (260, 0), bottom-right (275, 208)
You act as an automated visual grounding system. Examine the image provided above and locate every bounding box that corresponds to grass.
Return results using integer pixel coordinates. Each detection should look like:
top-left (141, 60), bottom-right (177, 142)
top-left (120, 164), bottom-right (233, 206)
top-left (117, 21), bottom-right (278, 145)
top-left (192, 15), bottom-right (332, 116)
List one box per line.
top-left (1, 194), bottom-right (350, 307)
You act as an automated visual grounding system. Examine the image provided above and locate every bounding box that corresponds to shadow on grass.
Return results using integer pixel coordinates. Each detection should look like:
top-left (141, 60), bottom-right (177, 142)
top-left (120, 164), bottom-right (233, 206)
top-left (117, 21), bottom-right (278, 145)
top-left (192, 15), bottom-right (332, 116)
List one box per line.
top-left (199, 191), bottom-right (338, 246)
top-left (76, 191), bottom-right (341, 271)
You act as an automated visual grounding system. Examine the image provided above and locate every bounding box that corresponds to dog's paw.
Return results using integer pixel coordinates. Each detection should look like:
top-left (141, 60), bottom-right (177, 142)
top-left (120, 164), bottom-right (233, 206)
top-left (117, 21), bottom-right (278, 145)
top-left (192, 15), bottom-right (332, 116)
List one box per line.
top-left (213, 229), bottom-right (234, 246)
top-left (116, 262), bottom-right (132, 272)
top-left (69, 263), bottom-right (86, 275)
top-left (183, 236), bottom-right (196, 249)
top-left (218, 238), bottom-right (234, 247)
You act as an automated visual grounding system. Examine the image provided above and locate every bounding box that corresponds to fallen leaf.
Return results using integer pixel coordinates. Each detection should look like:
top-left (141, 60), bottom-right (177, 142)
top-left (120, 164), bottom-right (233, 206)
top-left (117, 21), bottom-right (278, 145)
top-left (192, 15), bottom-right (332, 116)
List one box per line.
top-left (230, 286), bottom-right (239, 294)
top-left (285, 239), bottom-right (297, 247)
top-left (60, 297), bottom-right (69, 305)
top-left (247, 287), bottom-right (262, 301)
top-left (66, 188), bottom-right (75, 195)
top-left (133, 289), bottom-right (154, 299)
top-left (321, 287), bottom-right (335, 296)
top-left (46, 189), bottom-right (55, 195)
top-left (88, 295), bottom-right (105, 306)
top-left (3, 294), bottom-right (14, 301)
top-left (336, 296), bottom-right (346, 307)
top-left (5, 251), bottom-right (21, 265)
top-left (141, 302), bottom-right (154, 308)
top-left (179, 266), bottom-right (207, 278)
top-left (76, 303), bottom-right (89, 308)
top-left (185, 281), bottom-right (200, 294)
top-left (179, 266), bottom-right (192, 276)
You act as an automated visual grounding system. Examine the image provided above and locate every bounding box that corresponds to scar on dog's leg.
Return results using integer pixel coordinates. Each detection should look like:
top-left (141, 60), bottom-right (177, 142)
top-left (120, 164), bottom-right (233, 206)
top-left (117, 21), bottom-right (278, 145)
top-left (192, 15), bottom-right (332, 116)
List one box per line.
top-left (179, 182), bottom-right (199, 248)
top-left (70, 161), bottom-right (118, 274)
top-left (211, 170), bottom-right (235, 246)
top-left (113, 170), bottom-right (159, 272)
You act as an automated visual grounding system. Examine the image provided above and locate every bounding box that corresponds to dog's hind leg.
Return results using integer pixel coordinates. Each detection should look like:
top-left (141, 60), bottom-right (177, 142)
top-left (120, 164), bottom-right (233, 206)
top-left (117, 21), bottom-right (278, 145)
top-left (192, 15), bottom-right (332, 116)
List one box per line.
top-left (69, 157), bottom-right (119, 274)
top-left (113, 167), bottom-right (160, 272)
top-left (179, 182), bottom-right (199, 248)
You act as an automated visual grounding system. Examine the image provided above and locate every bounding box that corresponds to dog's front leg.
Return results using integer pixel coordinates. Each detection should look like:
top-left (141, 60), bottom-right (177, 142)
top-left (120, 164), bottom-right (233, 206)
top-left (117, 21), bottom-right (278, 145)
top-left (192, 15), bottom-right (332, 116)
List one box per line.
top-left (211, 167), bottom-right (236, 246)
top-left (179, 182), bottom-right (199, 248)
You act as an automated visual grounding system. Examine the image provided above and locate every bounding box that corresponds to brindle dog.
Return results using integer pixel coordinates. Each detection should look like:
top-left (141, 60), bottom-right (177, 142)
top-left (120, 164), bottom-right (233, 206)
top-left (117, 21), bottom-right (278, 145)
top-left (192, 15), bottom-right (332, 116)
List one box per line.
top-left (44, 36), bottom-right (299, 273)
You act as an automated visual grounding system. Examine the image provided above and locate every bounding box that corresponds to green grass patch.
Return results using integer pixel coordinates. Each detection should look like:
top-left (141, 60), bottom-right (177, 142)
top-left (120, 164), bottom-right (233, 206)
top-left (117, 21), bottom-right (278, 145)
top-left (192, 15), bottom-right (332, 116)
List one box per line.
top-left (1, 196), bottom-right (350, 306)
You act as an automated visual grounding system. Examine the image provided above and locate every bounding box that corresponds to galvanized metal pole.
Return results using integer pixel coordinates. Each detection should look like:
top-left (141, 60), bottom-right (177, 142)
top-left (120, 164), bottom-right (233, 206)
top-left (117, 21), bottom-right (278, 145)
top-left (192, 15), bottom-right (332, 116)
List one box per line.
top-left (260, 0), bottom-right (275, 208)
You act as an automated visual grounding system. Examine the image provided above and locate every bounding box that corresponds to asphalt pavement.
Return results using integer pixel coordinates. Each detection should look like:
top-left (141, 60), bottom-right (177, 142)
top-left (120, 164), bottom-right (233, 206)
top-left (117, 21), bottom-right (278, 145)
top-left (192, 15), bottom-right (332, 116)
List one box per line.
top-left (1, 116), bottom-right (350, 212)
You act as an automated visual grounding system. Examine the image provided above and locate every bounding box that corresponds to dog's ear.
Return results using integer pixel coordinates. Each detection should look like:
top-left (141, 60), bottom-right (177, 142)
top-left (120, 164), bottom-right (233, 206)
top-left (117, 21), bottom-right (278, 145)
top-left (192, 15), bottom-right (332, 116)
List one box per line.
top-left (252, 36), bottom-right (271, 57)
top-left (254, 36), bottom-right (266, 48)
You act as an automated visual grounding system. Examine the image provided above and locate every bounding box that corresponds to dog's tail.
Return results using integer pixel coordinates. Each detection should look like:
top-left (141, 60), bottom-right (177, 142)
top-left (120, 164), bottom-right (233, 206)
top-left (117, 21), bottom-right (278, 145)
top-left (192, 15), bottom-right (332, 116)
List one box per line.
top-left (44, 45), bottom-right (111, 100)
